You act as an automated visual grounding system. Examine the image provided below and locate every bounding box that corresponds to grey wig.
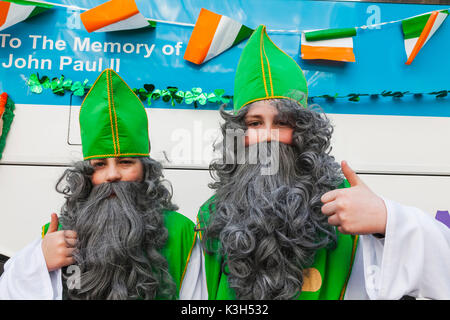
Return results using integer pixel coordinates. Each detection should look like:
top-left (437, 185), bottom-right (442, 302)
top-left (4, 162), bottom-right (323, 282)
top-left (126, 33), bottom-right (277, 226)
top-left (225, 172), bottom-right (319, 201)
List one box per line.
top-left (200, 99), bottom-right (343, 300)
top-left (56, 157), bottom-right (178, 300)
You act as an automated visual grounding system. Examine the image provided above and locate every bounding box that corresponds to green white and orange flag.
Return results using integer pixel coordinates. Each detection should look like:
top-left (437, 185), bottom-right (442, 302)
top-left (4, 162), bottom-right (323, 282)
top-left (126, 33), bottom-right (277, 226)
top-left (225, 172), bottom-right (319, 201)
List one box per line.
top-left (80, 0), bottom-right (154, 33)
top-left (0, 0), bottom-right (52, 31)
top-left (402, 10), bottom-right (448, 65)
top-left (301, 27), bottom-right (357, 62)
top-left (184, 8), bottom-right (254, 65)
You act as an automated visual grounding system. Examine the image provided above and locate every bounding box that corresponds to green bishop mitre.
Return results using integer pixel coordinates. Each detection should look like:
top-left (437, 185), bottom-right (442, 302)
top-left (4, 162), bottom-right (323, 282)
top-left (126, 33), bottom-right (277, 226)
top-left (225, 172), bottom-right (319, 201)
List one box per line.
top-left (233, 25), bottom-right (308, 112)
top-left (80, 69), bottom-right (150, 160)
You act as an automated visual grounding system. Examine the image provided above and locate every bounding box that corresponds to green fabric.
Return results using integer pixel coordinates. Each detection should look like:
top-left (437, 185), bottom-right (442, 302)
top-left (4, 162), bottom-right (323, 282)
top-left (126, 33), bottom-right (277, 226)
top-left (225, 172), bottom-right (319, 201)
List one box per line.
top-left (160, 211), bottom-right (197, 295)
top-left (28, 5), bottom-right (52, 19)
top-left (42, 210), bottom-right (196, 299)
top-left (0, 95), bottom-right (15, 160)
top-left (6, 0), bottom-right (54, 8)
top-left (402, 10), bottom-right (449, 39)
top-left (196, 179), bottom-right (358, 300)
top-left (232, 25), bottom-right (254, 46)
top-left (305, 27), bottom-right (357, 41)
top-left (402, 13), bottom-right (432, 39)
top-left (79, 69), bottom-right (150, 160)
top-left (233, 25), bottom-right (308, 112)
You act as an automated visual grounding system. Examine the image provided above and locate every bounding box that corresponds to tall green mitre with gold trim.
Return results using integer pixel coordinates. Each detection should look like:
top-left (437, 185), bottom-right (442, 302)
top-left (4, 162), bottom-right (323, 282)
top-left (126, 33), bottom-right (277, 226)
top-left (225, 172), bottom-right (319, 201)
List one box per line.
top-left (233, 25), bottom-right (308, 113)
top-left (79, 68), bottom-right (150, 160)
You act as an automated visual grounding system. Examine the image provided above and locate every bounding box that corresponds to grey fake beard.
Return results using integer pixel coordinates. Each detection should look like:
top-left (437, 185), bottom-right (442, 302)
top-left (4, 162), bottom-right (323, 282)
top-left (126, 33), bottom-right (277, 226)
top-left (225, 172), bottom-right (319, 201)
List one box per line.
top-left (203, 141), bottom-right (341, 300)
top-left (60, 180), bottom-right (177, 300)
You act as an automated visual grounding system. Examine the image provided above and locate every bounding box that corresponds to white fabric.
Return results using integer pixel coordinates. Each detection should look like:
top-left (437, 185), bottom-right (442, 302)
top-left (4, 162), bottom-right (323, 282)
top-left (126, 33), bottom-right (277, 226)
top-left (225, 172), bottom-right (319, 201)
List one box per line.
top-left (356, 197), bottom-right (450, 299)
top-left (424, 12), bottom-right (448, 47)
top-left (0, 3), bottom-right (35, 31)
top-left (404, 37), bottom-right (418, 58)
top-left (179, 240), bottom-right (208, 300)
top-left (0, 236), bottom-right (206, 300)
top-left (204, 16), bottom-right (242, 62)
top-left (0, 238), bottom-right (61, 299)
top-left (93, 13), bottom-right (149, 32)
top-left (344, 240), bottom-right (370, 299)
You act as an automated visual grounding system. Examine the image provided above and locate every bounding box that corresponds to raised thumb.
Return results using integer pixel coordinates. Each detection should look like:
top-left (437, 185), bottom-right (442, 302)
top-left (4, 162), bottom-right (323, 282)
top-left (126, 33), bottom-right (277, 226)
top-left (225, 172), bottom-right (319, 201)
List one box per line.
top-left (48, 213), bottom-right (59, 233)
top-left (341, 160), bottom-right (362, 187)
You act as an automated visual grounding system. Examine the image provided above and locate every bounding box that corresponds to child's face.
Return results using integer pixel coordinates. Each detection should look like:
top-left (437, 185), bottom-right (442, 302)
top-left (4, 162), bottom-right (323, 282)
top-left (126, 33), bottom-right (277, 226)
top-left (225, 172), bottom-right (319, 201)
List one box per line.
top-left (244, 100), bottom-right (294, 146)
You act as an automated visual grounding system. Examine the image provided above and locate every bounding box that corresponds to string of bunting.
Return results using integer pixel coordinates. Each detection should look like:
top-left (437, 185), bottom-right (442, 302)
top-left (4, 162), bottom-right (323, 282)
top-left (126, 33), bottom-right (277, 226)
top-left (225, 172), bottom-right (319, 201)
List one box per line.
top-left (2, 0), bottom-right (448, 33)
top-left (1, 1), bottom-right (449, 65)
top-left (26, 73), bottom-right (450, 107)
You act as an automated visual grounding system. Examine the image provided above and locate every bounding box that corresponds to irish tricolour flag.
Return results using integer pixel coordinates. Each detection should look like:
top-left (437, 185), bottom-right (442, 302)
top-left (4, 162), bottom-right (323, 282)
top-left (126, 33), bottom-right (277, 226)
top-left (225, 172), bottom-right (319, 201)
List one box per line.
top-left (301, 27), bottom-right (356, 62)
top-left (184, 8), bottom-right (254, 65)
top-left (402, 10), bottom-right (448, 65)
top-left (0, 0), bottom-right (52, 31)
top-left (80, 0), bottom-right (153, 33)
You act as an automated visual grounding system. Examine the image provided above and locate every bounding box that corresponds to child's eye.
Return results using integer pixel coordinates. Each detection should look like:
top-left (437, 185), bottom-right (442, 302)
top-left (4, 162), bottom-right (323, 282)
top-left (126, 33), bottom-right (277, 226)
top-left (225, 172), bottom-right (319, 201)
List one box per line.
top-left (247, 121), bottom-right (261, 127)
top-left (92, 162), bottom-right (105, 168)
top-left (120, 159), bottom-right (133, 165)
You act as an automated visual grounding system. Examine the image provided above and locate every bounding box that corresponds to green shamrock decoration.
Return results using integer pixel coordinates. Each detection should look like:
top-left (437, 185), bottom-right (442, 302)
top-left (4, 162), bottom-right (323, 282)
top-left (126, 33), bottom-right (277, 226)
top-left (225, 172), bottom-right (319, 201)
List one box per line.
top-left (71, 79), bottom-right (90, 96)
top-left (27, 74), bottom-right (43, 94)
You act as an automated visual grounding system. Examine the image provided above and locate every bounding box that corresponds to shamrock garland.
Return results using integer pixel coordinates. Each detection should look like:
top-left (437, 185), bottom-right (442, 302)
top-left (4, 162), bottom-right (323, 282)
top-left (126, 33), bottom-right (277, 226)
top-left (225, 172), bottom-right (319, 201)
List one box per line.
top-left (26, 73), bottom-right (233, 108)
top-left (309, 90), bottom-right (450, 102)
top-left (134, 85), bottom-right (232, 108)
top-left (27, 74), bottom-right (90, 96)
top-left (26, 74), bottom-right (450, 106)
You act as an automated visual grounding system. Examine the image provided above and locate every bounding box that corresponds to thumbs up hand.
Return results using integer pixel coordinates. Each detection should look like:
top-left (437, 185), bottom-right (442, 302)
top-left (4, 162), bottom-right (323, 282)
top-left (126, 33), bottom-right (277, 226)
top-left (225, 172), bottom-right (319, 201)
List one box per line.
top-left (41, 213), bottom-right (77, 272)
top-left (321, 161), bottom-right (387, 236)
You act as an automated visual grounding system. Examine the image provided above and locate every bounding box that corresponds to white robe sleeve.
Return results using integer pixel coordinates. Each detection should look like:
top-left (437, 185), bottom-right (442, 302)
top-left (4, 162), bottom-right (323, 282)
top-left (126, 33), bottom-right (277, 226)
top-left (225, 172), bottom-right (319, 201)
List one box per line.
top-left (343, 243), bottom-right (370, 300)
top-left (179, 237), bottom-right (208, 300)
top-left (0, 238), bottom-right (63, 300)
top-left (356, 197), bottom-right (450, 300)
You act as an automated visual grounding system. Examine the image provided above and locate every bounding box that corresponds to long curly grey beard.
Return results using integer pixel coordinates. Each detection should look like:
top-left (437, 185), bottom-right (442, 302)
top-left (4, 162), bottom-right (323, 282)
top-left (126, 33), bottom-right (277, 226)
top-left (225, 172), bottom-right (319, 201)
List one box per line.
top-left (56, 157), bottom-right (178, 300)
top-left (201, 100), bottom-right (343, 300)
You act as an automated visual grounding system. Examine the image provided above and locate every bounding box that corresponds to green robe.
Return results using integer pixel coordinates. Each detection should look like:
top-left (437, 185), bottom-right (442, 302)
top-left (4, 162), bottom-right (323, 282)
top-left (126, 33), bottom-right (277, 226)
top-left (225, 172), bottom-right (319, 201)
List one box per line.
top-left (41, 210), bottom-right (196, 299)
top-left (196, 181), bottom-right (359, 300)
